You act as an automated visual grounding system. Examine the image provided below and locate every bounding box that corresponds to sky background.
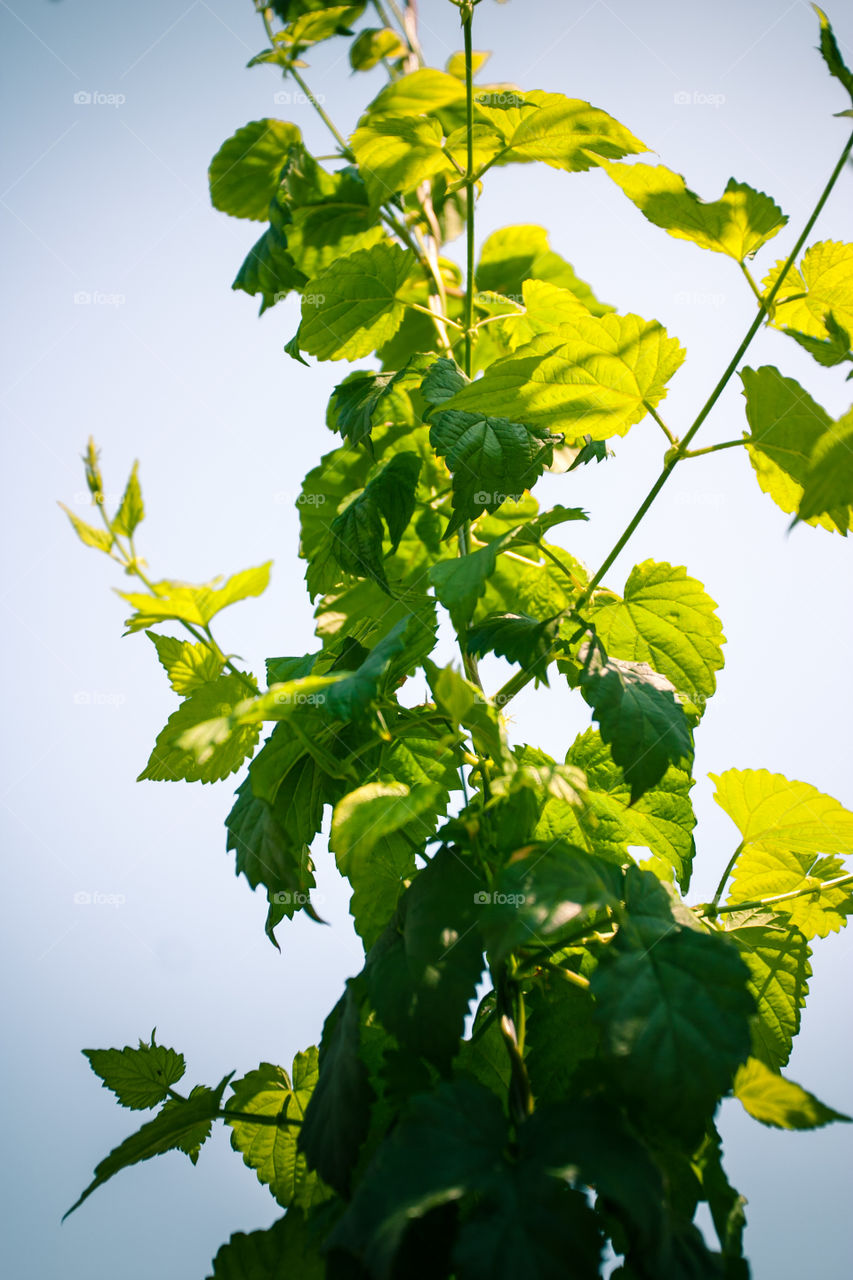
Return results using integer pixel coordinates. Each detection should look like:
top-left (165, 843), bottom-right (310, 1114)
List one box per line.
top-left (1, 0), bottom-right (852, 1276)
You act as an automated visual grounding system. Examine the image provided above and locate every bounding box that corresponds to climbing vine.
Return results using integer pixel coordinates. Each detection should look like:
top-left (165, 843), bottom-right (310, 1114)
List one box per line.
top-left (62, 3), bottom-right (853, 1275)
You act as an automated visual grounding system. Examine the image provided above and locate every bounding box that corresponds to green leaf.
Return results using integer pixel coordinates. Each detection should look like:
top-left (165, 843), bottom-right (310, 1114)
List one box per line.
top-left (481, 90), bottom-right (647, 172)
top-left (798, 407), bottom-right (853, 527)
top-left (225, 774), bottom-right (319, 915)
top-left (763, 240), bottom-right (853, 338)
top-left (284, 170), bottom-right (386, 279)
top-left (119, 562), bottom-right (272, 632)
top-left (443, 312), bottom-right (685, 443)
top-left (146, 632), bottom-right (223, 695)
top-left (232, 224), bottom-right (306, 313)
top-left (558, 728), bottom-right (697, 890)
top-left (466, 612), bottom-right (559, 684)
top-left (733, 1056), bottom-right (851, 1129)
top-left (783, 311), bottom-right (852, 368)
top-left (83, 1034), bottom-right (186, 1111)
top-left (579, 644), bottom-right (693, 804)
top-left (158, 1085), bottom-right (219, 1165)
top-left (592, 925), bottom-right (753, 1135)
top-left (138, 676), bottom-right (260, 784)
top-left (476, 224), bottom-right (612, 316)
top-left (728, 924), bottom-right (811, 1070)
top-left (327, 1078), bottom-right (506, 1275)
top-left (329, 360), bottom-right (424, 450)
top-left (692, 1127), bottom-right (747, 1266)
top-left (367, 66), bottom-right (466, 117)
top-left (207, 1211), bottom-right (324, 1280)
top-left (524, 976), bottom-right (600, 1103)
top-left (423, 357), bottom-right (562, 534)
top-left (227, 1052), bottom-right (327, 1209)
top-left (322, 612), bottom-right (438, 721)
top-left (426, 662), bottom-right (506, 766)
top-left (588, 560), bottom-right (725, 707)
top-left (429, 536), bottom-right (508, 632)
top-left (367, 847), bottom-right (485, 1071)
top-left (482, 841), bottom-right (623, 964)
top-left (813, 5), bottom-right (853, 103)
top-left (351, 115), bottom-right (457, 205)
top-left (595, 161), bottom-right (786, 261)
top-left (740, 365), bottom-right (851, 533)
top-left (59, 503), bottom-right (113, 552)
top-left (298, 982), bottom-right (375, 1196)
top-left (330, 451), bottom-right (421, 589)
top-left (209, 120), bottom-right (301, 220)
top-left (712, 768), bottom-right (853, 938)
top-left (298, 242), bottom-right (416, 361)
top-left (332, 782), bottom-right (446, 870)
top-left (64, 1074), bottom-right (232, 1218)
top-left (350, 26), bottom-right (406, 71)
top-left (112, 461), bottom-right (144, 537)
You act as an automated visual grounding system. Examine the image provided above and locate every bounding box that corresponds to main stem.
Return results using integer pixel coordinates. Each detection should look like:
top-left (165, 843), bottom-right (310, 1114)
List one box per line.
top-left (494, 126), bottom-right (853, 709)
top-left (457, 7), bottom-right (484, 691)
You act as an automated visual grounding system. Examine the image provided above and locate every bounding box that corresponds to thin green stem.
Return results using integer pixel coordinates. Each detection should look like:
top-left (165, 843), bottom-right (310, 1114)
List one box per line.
top-left (259, 7), bottom-right (354, 159)
top-left (711, 872), bottom-right (853, 917)
top-left (454, 9), bottom-right (485, 692)
top-left (711, 842), bottom-right (745, 910)
top-left (682, 438), bottom-right (749, 459)
top-left (220, 1108), bottom-right (302, 1128)
top-left (406, 300), bottom-right (464, 330)
top-left (493, 127), bottom-right (853, 710)
top-left (740, 260), bottom-right (765, 308)
top-left (538, 543), bottom-right (588, 595)
top-left (644, 400), bottom-right (676, 445)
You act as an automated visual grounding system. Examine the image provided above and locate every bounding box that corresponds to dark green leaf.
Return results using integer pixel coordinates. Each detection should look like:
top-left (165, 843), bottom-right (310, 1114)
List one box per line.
top-left (207, 1210), bottom-right (324, 1280)
top-left (64, 1075), bottom-right (232, 1217)
top-left (83, 1034), bottom-right (185, 1111)
top-left (579, 644), bottom-right (693, 803)
top-left (331, 452), bottom-right (421, 589)
top-left (466, 612), bottom-right (559, 684)
top-left (814, 5), bottom-right (853, 102)
top-left (367, 847), bottom-right (485, 1070)
top-left (592, 927), bottom-right (753, 1136)
top-left (298, 982), bottom-right (375, 1196)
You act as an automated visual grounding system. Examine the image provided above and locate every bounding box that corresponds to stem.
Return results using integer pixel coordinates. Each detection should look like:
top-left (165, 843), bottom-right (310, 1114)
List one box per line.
top-left (260, 7), bottom-right (354, 159)
top-left (289, 67), bottom-right (355, 160)
top-left (644, 400), bottom-right (676, 445)
top-left (493, 127), bottom-right (853, 710)
top-left (220, 1108), bottom-right (302, 1128)
top-left (739, 260), bottom-right (765, 308)
top-left (389, 0), bottom-right (424, 65)
top-left (711, 872), bottom-right (853, 917)
top-left (462, 13), bottom-right (476, 377)
top-left (682, 438), bottom-right (749, 459)
top-left (711, 842), bottom-right (745, 910)
top-left (93, 488), bottom-right (259, 697)
top-left (406, 300), bottom-right (463, 330)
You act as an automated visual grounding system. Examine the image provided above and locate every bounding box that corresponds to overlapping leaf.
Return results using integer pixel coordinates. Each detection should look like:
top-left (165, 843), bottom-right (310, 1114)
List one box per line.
top-left (595, 160), bottom-right (786, 261)
top-left (763, 240), bottom-right (853, 338)
top-left (209, 120), bottom-right (301, 220)
top-left (298, 242), bottom-right (417, 361)
top-left (733, 1056), bottom-right (850, 1130)
top-left (589, 560), bottom-right (725, 708)
top-left (84, 1035), bottom-right (186, 1111)
top-left (118, 563), bottom-right (271, 632)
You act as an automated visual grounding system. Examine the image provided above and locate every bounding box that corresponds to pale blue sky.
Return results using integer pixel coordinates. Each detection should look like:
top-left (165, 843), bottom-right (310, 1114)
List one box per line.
top-left (1, 0), bottom-right (852, 1276)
